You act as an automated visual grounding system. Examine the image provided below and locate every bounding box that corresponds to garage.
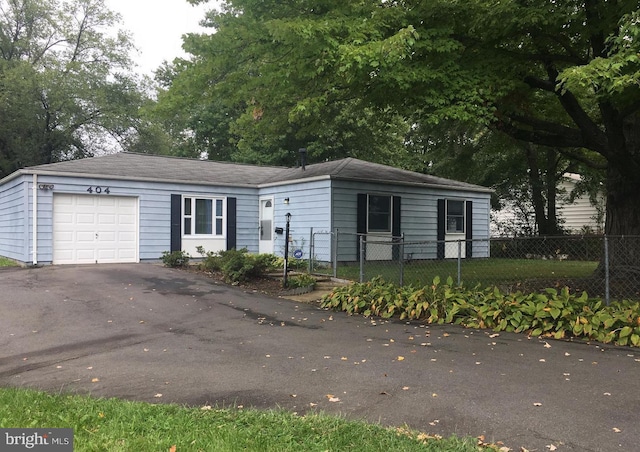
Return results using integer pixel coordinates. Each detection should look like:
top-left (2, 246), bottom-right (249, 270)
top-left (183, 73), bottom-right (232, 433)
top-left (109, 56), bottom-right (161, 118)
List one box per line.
top-left (53, 194), bottom-right (138, 264)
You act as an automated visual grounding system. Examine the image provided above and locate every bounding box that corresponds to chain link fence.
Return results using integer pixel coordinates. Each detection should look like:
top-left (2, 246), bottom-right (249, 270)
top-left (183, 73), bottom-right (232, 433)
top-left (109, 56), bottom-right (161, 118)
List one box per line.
top-left (308, 229), bottom-right (335, 276)
top-left (309, 232), bottom-right (640, 303)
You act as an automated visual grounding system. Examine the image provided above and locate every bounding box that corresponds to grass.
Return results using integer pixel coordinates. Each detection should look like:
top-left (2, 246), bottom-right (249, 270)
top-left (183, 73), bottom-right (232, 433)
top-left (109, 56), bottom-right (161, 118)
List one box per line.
top-left (0, 388), bottom-right (488, 452)
top-left (0, 256), bottom-right (18, 267)
top-left (336, 258), bottom-right (599, 287)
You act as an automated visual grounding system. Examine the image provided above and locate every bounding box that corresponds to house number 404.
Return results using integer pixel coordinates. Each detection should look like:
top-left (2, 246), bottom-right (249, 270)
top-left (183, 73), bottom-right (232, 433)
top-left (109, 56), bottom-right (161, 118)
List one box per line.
top-left (86, 186), bottom-right (110, 194)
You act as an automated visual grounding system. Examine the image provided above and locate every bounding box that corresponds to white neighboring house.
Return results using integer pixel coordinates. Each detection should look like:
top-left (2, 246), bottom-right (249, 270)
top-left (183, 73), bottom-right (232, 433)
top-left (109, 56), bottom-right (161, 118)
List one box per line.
top-left (491, 173), bottom-right (605, 236)
top-left (556, 173), bottom-right (605, 234)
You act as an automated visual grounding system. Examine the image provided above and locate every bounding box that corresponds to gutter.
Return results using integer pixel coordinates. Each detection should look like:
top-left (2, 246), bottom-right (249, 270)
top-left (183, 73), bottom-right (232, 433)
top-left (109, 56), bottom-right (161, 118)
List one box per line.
top-left (32, 173), bottom-right (38, 265)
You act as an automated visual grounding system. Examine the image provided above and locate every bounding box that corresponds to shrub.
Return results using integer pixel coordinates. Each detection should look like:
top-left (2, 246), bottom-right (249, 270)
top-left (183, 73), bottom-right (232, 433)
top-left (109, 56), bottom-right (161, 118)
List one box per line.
top-left (321, 277), bottom-right (640, 347)
top-left (218, 249), bottom-right (277, 284)
top-left (192, 247), bottom-right (279, 282)
top-left (161, 250), bottom-right (190, 268)
top-left (286, 273), bottom-right (317, 290)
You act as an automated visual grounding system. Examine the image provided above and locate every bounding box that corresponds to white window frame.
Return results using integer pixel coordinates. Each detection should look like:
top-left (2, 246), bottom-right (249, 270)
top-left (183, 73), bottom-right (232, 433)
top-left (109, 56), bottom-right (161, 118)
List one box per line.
top-left (446, 199), bottom-right (465, 234)
top-left (182, 196), bottom-right (226, 237)
top-left (367, 194), bottom-right (392, 233)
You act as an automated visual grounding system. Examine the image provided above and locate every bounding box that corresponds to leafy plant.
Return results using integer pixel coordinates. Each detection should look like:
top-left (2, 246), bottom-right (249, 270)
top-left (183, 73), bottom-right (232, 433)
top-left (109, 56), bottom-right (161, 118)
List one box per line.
top-left (321, 278), bottom-right (640, 347)
top-left (161, 250), bottom-right (190, 268)
top-left (286, 273), bottom-right (317, 289)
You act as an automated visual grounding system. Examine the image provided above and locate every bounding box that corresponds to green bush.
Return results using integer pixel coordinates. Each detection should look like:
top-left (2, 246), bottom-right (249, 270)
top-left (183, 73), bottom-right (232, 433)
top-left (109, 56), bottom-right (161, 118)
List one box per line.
top-left (161, 250), bottom-right (190, 268)
top-left (192, 247), bottom-right (279, 283)
top-left (321, 277), bottom-right (640, 347)
top-left (286, 273), bottom-right (317, 289)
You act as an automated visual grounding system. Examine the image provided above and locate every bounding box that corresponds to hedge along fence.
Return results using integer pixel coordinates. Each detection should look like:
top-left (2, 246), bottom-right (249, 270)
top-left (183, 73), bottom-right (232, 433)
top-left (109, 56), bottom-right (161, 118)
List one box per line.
top-left (320, 277), bottom-right (640, 347)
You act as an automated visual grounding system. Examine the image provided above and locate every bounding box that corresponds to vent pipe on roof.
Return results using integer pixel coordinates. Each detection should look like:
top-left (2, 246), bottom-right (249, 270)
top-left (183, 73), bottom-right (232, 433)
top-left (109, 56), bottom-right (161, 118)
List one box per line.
top-left (299, 148), bottom-right (307, 171)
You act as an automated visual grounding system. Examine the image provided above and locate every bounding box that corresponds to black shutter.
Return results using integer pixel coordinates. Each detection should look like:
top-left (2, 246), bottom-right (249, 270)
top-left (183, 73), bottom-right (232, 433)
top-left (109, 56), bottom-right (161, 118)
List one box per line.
top-left (392, 196), bottom-right (401, 260)
top-left (356, 194), bottom-right (367, 261)
top-left (227, 197), bottom-right (237, 250)
top-left (465, 200), bottom-right (473, 258)
top-left (437, 199), bottom-right (445, 259)
top-left (170, 194), bottom-right (182, 252)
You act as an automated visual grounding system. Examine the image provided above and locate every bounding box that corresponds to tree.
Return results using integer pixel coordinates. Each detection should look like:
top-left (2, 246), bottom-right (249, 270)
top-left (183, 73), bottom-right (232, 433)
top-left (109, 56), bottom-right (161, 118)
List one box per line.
top-left (151, 0), bottom-right (419, 167)
top-left (177, 0), bottom-right (639, 276)
top-left (0, 0), bottom-right (145, 177)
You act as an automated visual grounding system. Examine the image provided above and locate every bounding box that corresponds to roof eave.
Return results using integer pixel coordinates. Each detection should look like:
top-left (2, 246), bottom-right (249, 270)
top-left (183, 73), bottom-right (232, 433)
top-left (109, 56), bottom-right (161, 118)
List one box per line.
top-left (21, 170), bottom-right (260, 189)
top-left (330, 176), bottom-right (494, 193)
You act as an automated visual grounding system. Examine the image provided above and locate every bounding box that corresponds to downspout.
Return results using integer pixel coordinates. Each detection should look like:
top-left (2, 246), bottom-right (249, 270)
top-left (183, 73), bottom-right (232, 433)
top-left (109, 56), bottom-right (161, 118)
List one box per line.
top-left (32, 173), bottom-right (38, 266)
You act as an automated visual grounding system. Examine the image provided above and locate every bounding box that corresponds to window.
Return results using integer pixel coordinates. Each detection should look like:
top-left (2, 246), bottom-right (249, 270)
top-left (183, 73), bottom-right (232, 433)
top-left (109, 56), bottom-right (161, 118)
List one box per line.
top-left (446, 200), bottom-right (465, 233)
top-left (368, 195), bottom-right (391, 232)
top-left (183, 197), bottom-right (224, 236)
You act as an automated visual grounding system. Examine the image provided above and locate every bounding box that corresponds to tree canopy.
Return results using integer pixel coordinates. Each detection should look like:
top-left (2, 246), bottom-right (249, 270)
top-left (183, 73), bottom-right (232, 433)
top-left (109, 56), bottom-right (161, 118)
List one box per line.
top-left (0, 0), bottom-right (147, 178)
top-left (164, 0), bottom-right (638, 240)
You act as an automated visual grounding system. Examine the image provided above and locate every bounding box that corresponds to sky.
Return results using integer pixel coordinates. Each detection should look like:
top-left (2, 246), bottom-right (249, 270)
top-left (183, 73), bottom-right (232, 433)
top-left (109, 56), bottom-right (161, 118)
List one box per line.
top-left (104, 0), bottom-right (218, 75)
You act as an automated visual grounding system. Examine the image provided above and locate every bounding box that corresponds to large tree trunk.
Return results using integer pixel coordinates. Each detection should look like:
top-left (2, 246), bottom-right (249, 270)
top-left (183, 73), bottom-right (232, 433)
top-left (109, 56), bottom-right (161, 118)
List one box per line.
top-left (601, 111), bottom-right (640, 287)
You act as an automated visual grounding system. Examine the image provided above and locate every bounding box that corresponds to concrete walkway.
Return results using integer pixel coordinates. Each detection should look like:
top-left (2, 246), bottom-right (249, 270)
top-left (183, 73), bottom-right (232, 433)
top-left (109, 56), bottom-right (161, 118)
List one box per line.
top-left (1, 264), bottom-right (638, 451)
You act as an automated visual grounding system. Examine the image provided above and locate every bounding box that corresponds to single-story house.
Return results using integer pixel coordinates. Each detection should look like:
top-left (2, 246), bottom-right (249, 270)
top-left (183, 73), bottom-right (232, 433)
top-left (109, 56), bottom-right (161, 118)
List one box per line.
top-left (0, 152), bottom-right (493, 265)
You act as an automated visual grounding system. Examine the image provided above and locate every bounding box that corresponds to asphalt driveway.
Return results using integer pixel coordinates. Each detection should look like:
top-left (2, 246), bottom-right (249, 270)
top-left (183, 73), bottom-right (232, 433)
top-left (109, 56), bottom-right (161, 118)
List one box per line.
top-left (1, 264), bottom-right (638, 451)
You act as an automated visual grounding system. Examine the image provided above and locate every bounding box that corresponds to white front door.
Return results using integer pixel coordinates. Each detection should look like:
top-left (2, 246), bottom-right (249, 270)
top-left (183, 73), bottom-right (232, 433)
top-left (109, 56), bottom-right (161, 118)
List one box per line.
top-left (259, 198), bottom-right (274, 254)
top-left (53, 194), bottom-right (138, 264)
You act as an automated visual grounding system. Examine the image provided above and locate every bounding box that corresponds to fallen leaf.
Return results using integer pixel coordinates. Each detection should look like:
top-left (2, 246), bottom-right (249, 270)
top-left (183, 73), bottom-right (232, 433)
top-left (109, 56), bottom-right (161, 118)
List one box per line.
top-left (543, 342), bottom-right (551, 348)
top-left (613, 427), bottom-right (621, 433)
top-left (309, 402), bottom-right (317, 407)
top-left (328, 397), bottom-right (340, 403)
top-left (154, 393), bottom-right (163, 398)
top-left (91, 378), bottom-right (100, 383)
top-left (443, 333), bottom-right (450, 337)
top-left (397, 356), bottom-right (405, 361)
top-left (169, 445), bottom-right (177, 452)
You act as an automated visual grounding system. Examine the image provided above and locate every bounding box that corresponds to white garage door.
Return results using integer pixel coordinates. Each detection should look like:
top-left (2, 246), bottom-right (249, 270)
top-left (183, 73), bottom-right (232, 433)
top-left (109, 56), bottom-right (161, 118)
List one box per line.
top-left (53, 194), bottom-right (138, 264)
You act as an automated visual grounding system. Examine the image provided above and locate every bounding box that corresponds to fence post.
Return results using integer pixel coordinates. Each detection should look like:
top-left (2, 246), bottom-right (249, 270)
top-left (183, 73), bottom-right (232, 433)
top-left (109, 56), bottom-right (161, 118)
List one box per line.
top-left (333, 229), bottom-right (339, 279)
top-left (359, 235), bottom-right (365, 283)
top-left (457, 240), bottom-right (462, 286)
top-left (309, 227), bottom-right (313, 274)
top-left (604, 235), bottom-right (610, 306)
top-left (399, 233), bottom-right (405, 287)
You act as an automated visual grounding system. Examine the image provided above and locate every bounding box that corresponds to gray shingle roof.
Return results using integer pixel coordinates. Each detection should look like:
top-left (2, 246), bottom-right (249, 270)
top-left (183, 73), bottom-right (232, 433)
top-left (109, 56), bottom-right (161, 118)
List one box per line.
top-left (17, 152), bottom-right (491, 192)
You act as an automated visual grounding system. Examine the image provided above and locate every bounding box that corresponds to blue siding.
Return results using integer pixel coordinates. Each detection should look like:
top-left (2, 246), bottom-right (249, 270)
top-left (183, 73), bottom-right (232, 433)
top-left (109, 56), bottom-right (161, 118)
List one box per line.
top-left (331, 180), bottom-right (491, 261)
top-left (1, 169), bottom-right (490, 266)
top-left (260, 179), bottom-right (332, 259)
top-left (0, 176), bottom-right (29, 262)
top-left (23, 175), bottom-right (258, 264)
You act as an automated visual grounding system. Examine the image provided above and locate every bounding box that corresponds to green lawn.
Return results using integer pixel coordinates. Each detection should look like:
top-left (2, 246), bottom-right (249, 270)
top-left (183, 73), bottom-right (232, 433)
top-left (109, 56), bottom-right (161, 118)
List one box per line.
top-left (0, 256), bottom-right (18, 267)
top-left (336, 258), bottom-right (599, 287)
top-left (0, 388), bottom-right (487, 451)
